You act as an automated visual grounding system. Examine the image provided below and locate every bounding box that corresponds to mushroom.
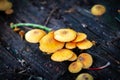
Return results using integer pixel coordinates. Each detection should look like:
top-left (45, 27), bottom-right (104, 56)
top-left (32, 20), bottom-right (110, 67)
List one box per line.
top-left (25, 29), bottom-right (46, 43)
top-left (0, 0), bottom-right (13, 14)
top-left (51, 49), bottom-right (74, 62)
top-left (68, 61), bottom-right (83, 73)
top-left (65, 42), bottom-right (76, 49)
top-left (76, 73), bottom-right (93, 80)
top-left (39, 31), bottom-right (65, 54)
top-left (91, 4), bottom-right (106, 16)
top-left (77, 53), bottom-right (93, 69)
top-left (54, 28), bottom-right (77, 42)
top-left (5, 8), bottom-right (14, 15)
top-left (72, 32), bottom-right (87, 42)
top-left (68, 52), bottom-right (77, 61)
top-left (76, 39), bottom-right (93, 50)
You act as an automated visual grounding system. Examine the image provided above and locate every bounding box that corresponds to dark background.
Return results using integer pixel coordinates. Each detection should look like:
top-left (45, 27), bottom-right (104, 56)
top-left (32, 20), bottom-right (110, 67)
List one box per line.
top-left (0, 0), bottom-right (120, 80)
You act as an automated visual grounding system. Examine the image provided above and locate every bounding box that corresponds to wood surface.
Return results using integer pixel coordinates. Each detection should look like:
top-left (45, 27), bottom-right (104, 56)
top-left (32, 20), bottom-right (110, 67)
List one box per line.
top-left (0, 0), bottom-right (120, 80)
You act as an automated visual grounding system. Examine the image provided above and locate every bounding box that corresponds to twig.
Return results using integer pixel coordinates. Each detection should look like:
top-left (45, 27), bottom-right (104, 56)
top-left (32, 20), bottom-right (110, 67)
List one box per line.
top-left (44, 7), bottom-right (57, 26)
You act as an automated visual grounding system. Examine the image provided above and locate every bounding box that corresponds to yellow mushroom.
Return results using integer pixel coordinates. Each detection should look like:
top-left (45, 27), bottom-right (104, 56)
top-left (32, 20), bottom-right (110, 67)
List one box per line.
top-left (65, 42), bottom-right (76, 49)
top-left (39, 31), bottom-right (65, 54)
top-left (25, 29), bottom-right (46, 43)
top-left (0, 0), bottom-right (12, 11)
top-left (76, 73), bottom-right (94, 80)
top-left (68, 52), bottom-right (77, 61)
top-left (5, 8), bottom-right (14, 15)
top-left (77, 39), bottom-right (93, 50)
top-left (51, 49), bottom-right (74, 62)
top-left (68, 61), bottom-right (83, 73)
top-left (72, 32), bottom-right (87, 42)
top-left (77, 53), bottom-right (93, 69)
top-left (54, 28), bottom-right (77, 42)
top-left (91, 4), bottom-right (106, 16)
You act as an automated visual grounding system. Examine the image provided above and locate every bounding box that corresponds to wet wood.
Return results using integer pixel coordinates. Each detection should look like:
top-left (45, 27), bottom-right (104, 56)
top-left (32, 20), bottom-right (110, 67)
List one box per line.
top-left (0, 0), bottom-right (120, 80)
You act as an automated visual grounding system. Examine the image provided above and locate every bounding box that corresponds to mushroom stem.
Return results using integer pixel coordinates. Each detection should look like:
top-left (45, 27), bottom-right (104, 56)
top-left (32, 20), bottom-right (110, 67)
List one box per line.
top-left (10, 23), bottom-right (52, 32)
top-left (88, 62), bottom-right (111, 70)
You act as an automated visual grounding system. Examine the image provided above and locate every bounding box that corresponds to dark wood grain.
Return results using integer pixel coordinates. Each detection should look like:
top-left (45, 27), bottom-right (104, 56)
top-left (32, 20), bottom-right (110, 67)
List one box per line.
top-left (0, 0), bottom-right (120, 80)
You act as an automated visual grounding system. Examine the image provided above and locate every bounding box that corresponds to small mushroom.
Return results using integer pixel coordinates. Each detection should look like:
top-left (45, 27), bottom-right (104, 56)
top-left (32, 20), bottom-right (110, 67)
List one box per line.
top-left (68, 61), bottom-right (83, 73)
top-left (76, 73), bottom-right (94, 80)
top-left (5, 8), bottom-right (14, 15)
top-left (0, 0), bottom-right (14, 15)
top-left (91, 4), bottom-right (106, 16)
top-left (54, 28), bottom-right (77, 42)
top-left (72, 32), bottom-right (87, 42)
top-left (25, 29), bottom-right (46, 43)
top-left (0, 0), bottom-right (12, 11)
top-left (77, 53), bottom-right (93, 69)
top-left (39, 31), bottom-right (65, 54)
top-left (51, 49), bottom-right (74, 62)
top-left (77, 39), bottom-right (93, 50)
top-left (68, 52), bottom-right (77, 61)
top-left (65, 42), bottom-right (76, 49)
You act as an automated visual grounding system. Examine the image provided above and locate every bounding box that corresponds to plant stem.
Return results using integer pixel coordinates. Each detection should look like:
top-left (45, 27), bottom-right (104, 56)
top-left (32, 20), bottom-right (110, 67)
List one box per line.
top-left (10, 23), bottom-right (52, 32)
top-left (88, 62), bottom-right (111, 70)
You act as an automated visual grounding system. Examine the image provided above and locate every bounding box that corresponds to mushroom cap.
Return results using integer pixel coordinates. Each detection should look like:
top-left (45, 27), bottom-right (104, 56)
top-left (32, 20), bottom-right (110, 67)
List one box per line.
top-left (65, 42), bottom-right (76, 49)
top-left (68, 61), bottom-right (83, 73)
top-left (77, 53), bottom-right (93, 69)
top-left (76, 73), bottom-right (93, 80)
top-left (54, 28), bottom-right (77, 42)
top-left (5, 8), bottom-right (14, 15)
top-left (51, 49), bottom-right (74, 62)
top-left (68, 52), bottom-right (77, 61)
top-left (25, 29), bottom-right (46, 43)
top-left (77, 39), bottom-right (93, 50)
top-left (91, 4), bottom-right (106, 16)
top-left (72, 32), bottom-right (87, 42)
top-left (39, 31), bottom-right (65, 54)
top-left (0, 1), bottom-right (12, 11)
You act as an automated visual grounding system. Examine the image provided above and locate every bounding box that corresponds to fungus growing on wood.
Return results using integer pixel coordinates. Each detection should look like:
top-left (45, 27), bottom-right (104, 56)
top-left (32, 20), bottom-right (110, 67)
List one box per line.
top-left (0, 0), bottom-right (13, 14)
top-left (72, 32), bottom-right (87, 42)
top-left (25, 29), bottom-right (46, 43)
top-left (54, 28), bottom-right (77, 42)
top-left (76, 73), bottom-right (93, 80)
top-left (77, 39), bottom-right (93, 50)
top-left (91, 4), bottom-right (106, 16)
top-left (51, 49), bottom-right (74, 62)
top-left (65, 42), bottom-right (76, 49)
top-left (77, 53), bottom-right (93, 69)
top-left (5, 8), bottom-right (14, 15)
top-left (68, 61), bottom-right (83, 73)
top-left (68, 52), bottom-right (77, 61)
top-left (39, 31), bottom-right (65, 54)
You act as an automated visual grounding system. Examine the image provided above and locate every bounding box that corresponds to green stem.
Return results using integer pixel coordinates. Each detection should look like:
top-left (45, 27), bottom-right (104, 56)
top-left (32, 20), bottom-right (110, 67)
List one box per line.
top-left (10, 23), bottom-right (52, 32)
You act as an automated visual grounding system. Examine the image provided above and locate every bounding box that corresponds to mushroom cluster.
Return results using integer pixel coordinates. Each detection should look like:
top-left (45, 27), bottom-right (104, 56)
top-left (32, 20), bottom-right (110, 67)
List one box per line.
top-left (68, 53), bottom-right (93, 73)
top-left (25, 28), bottom-right (94, 73)
top-left (0, 0), bottom-right (14, 15)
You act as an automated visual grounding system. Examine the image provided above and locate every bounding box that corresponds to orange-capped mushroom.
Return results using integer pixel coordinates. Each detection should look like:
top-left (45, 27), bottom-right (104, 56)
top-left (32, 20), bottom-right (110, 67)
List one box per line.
top-left (68, 52), bottom-right (77, 61)
top-left (51, 49), bottom-right (74, 62)
top-left (25, 29), bottom-right (46, 43)
top-left (76, 73), bottom-right (94, 80)
top-left (39, 31), bottom-right (65, 54)
top-left (65, 42), bottom-right (76, 49)
top-left (54, 28), bottom-right (77, 42)
top-left (77, 39), bottom-right (93, 50)
top-left (0, 0), bottom-right (13, 11)
top-left (91, 4), bottom-right (106, 16)
top-left (77, 53), bottom-right (93, 69)
top-left (68, 61), bottom-right (83, 73)
top-left (72, 32), bottom-right (87, 42)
